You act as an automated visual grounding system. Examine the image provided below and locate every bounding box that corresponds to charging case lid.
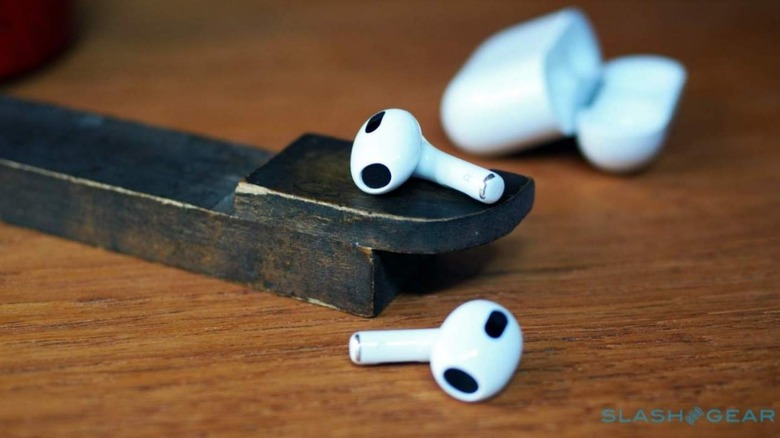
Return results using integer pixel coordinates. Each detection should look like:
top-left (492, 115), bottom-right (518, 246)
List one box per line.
top-left (441, 8), bottom-right (687, 171)
top-left (577, 55), bottom-right (686, 172)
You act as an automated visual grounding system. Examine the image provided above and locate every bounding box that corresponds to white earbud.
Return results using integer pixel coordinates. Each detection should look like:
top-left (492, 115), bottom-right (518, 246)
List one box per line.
top-left (349, 299), bottom-right (523, 402)
top-left (351, 109), bottom-right (505, 204)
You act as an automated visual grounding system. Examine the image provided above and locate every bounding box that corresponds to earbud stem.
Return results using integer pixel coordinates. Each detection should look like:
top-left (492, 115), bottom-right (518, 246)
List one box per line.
top-left (349, 329), bottom-right (440, 365)
top-left (415, 139), bottom-right (505, 204)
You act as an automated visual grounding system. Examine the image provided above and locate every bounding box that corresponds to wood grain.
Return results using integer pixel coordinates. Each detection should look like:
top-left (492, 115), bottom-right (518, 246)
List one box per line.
top-left (0, 99), bottom-right (533, 316)
top-left (1, 0), bottom-right (779, 437)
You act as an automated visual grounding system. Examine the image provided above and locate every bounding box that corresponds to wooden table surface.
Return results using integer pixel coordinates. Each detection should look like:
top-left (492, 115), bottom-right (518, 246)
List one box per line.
top-left (1, 1), bottom-right (778, 437)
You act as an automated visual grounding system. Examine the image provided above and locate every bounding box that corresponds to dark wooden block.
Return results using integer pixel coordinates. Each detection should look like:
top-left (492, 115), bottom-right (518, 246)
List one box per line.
top-left (0, 96), bottom-right (535, 316)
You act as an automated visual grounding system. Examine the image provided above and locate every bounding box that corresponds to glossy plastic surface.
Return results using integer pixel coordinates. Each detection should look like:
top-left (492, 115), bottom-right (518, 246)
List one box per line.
top-left (440, 8), bottom-right (687, 174)
top-left (440, 8), bottom-right (601, 155)
top-left (351, 109), bottom-right (505, 203)
top-left (348, 299), bottom-right (523, 402)
top-left (430, 300), bottom-right (523, 402)
top-left (576, 55), bottom-right (687, 173)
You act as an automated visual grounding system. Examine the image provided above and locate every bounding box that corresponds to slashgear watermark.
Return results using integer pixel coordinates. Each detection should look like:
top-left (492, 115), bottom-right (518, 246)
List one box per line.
top-left (602, 407), bottom-right (775, 425)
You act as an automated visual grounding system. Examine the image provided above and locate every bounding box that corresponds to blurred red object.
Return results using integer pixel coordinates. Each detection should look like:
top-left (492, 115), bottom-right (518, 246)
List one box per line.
top-left (0, 0), bottom-right (72, 80)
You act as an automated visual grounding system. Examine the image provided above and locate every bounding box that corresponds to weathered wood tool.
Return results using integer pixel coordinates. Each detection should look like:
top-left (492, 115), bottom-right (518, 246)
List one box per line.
top-left (0, 97), bottom-right (534, 316)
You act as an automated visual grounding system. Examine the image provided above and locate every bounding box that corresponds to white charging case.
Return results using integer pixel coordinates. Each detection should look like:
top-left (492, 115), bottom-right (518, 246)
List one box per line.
top-left (440, 8), bottom-right (687, 173)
